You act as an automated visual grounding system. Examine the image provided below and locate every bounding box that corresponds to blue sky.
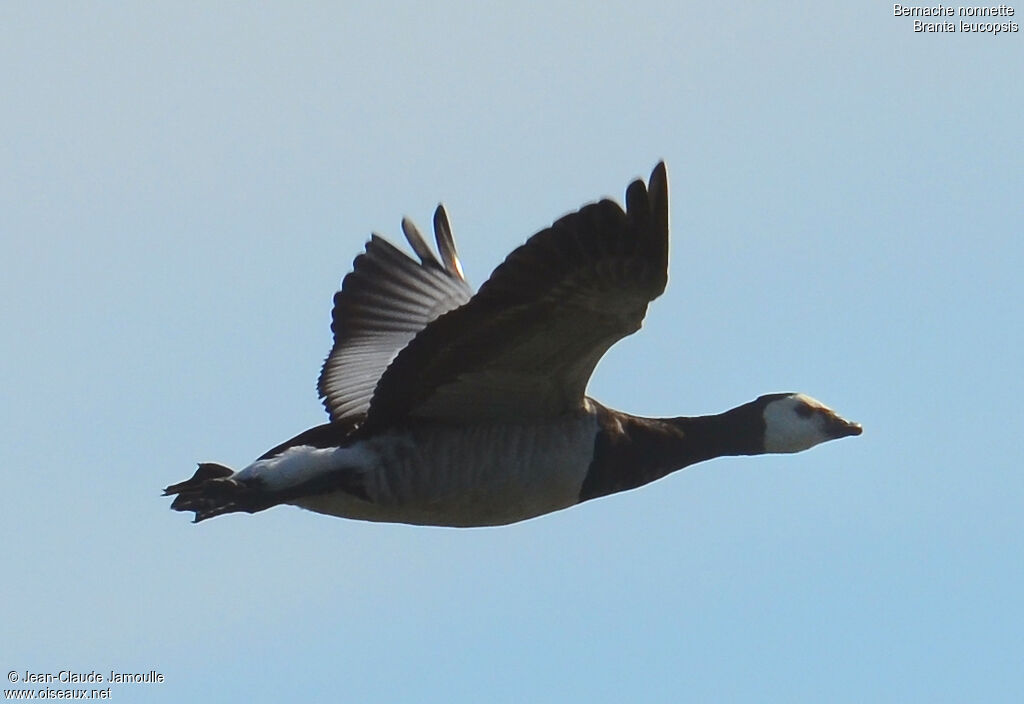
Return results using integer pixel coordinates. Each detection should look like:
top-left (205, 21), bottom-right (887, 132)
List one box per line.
top-left (2, 3), bottom-right (1021, 702)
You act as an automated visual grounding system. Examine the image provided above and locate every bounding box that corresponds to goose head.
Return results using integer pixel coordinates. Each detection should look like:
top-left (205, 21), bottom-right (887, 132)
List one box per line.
top-left (758, 393), bottom-right (862, 454)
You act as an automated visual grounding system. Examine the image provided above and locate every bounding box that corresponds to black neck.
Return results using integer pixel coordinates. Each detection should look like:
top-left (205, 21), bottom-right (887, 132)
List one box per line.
top-left (578, 401), bottom-right (765, 502)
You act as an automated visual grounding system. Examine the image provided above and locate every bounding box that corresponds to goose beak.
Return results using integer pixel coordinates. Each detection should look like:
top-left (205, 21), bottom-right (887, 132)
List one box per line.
top-left (827, 413), bottom-right (863, 439)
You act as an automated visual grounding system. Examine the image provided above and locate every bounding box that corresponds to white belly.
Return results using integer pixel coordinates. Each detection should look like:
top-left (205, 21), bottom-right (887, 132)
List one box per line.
top-left (290, 412), bottom-right (599, 527)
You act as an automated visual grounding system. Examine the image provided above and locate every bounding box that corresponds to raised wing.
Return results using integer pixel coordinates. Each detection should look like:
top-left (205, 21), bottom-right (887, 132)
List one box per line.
top-left (317, 206), bottom-right (473, 423)
top-left (361, 162), bottom-right (669, 431)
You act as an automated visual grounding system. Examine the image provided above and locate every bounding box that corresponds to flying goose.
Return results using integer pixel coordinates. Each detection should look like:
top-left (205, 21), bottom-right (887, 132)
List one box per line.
top-left (165, 163), bottom-right (862, 526)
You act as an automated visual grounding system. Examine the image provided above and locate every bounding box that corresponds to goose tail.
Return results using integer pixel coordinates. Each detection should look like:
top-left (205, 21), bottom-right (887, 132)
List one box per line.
top-left (164, 463), bottom-right (272, 523)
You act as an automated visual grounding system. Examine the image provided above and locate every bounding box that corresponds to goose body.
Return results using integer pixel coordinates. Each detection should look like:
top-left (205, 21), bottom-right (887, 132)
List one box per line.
top-left (166, 163), bottom-right (862, 526)
top-left (274, 411), bottom-right (598, 527)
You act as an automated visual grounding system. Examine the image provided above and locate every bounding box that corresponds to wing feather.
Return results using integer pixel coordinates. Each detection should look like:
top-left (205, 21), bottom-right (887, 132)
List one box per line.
top-left (317, 207), bottom-right (473, 423)
top-left (361, 162), bottom-right (669, 430)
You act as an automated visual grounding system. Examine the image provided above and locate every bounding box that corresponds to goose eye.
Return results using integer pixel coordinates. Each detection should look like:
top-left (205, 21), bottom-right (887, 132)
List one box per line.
top-left (795, 404), bottom-right (814, 418)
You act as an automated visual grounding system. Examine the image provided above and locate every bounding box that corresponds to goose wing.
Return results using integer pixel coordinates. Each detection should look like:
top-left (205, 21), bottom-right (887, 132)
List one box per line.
top-left (361, 162), bottom-right (669, 431)
top-left (317, 207), bottom-right (473, 423)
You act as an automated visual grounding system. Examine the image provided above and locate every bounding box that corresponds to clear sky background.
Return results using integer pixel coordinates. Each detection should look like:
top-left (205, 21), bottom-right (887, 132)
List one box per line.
top-left (2, 3), bottom-right (1021, 702)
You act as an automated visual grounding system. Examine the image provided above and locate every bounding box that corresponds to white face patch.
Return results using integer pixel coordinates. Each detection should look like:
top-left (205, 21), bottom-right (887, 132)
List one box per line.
top-left (762, 393), bottom-right (835, 454)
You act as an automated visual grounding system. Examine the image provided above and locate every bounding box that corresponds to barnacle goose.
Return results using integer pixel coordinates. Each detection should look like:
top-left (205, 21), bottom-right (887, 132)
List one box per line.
top-left (165, 163), bottom-right (861, 526)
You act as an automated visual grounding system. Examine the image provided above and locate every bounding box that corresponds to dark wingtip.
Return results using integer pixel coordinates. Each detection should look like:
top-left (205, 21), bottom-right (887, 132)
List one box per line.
top-left (433, 205), bottom-right (465, 281)
top-left (625, 161), bottom-right (669, 223)
top-left (649, 160), bottom-right (667, 185)
top-left (648, 161), bottom-right (668, 230)
top-left (401, 217), bottom-right (443, 268)
top-left (625, 177), bottom-right (650, 216)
